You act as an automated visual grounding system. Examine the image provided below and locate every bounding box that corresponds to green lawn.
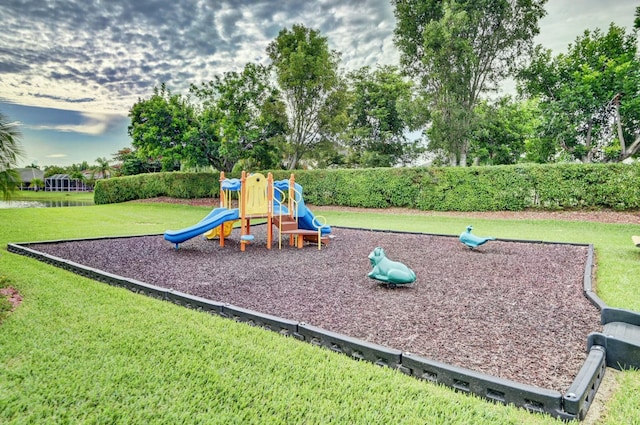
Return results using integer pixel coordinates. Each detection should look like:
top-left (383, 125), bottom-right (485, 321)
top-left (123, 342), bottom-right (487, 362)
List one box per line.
top-left (11, 190), bottom-right (95, 203)
top-left (1, 202), bottom-right (639, 424)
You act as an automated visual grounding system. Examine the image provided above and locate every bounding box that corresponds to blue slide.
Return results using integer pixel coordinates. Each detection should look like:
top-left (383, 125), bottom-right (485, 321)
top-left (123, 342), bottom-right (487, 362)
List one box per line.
top-left (164, 207), bottom-right (240, 247)
top-left (273, 180), bottom-right (331, 235)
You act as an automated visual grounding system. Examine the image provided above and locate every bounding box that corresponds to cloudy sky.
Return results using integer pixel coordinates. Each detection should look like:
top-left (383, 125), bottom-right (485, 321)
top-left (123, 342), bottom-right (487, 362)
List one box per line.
top-left (1, 0), bottom-right (637, 168)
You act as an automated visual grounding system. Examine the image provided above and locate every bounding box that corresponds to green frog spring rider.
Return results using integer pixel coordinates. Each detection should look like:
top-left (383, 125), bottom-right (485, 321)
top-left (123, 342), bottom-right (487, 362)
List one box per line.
top-left (367, 247), bottom-right (416, 287)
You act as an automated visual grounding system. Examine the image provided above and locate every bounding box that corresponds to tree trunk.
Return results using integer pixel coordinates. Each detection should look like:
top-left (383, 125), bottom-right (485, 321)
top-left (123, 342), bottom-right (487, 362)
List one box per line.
top-left (287, 152), bottom-right (299, 170)
top-left (449, 152), bottom-right (457, 166)
top-left (621, 136), bottom-right (640, 162)
top-left (459, 140), bottom-right (469, 167)
top-left (611, 94), bottom-right (626, 157)
top-left (607, 93), bottom-right (640, 162)
top-left (459, 151), bottom-right (467, 167)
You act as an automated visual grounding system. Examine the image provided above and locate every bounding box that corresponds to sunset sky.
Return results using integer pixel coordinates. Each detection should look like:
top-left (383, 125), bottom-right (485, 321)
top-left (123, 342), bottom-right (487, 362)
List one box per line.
top-left (1, 0), bottom-right (637, 168)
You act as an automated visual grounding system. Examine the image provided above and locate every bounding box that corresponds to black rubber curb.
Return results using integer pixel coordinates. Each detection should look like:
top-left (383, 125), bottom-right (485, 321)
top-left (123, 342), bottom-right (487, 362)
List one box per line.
top-left (402, 352), bottom-right (566, 417)
top-left (297, 322), bottom-right (403, 369)
top-left (587, 307), bottom-right (640, 370)
top-left (6, 229), bottom-right (607, 421)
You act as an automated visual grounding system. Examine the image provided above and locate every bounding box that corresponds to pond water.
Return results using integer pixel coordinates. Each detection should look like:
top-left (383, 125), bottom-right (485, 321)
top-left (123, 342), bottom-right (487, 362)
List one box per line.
top-left (0, 200), bottom-right (94, 209)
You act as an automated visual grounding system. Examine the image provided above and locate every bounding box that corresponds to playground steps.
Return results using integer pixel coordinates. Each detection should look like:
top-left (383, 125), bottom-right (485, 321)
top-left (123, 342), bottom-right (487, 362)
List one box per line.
top-left (272, 215), bottom-right (299, 231)
top-left (272, 216), bottom-right (329, 248)
top-left (588, 307), bottom-right (640, 370)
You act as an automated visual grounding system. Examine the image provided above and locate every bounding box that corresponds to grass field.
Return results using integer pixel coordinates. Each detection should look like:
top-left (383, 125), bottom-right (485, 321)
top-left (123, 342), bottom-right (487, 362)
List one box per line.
top-left (10, 190), bottom-right (95, 203)
top-left (1, 201), bottom-right (639, 424)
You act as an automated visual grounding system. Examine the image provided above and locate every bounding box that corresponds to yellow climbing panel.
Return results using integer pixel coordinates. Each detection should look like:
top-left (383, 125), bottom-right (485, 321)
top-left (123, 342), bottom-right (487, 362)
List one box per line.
top-left (243, 173), bottom-right (269, 216)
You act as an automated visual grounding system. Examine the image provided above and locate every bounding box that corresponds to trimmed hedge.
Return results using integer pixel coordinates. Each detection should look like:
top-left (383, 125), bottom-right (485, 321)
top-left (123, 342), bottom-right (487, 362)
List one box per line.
top-left (94, 172), bottom-right (221, 205)
top-left (94, 163), bottom-right (640, 211)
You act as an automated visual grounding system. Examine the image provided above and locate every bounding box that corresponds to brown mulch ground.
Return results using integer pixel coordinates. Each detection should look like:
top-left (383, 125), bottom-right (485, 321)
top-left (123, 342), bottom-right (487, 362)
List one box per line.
top-left (28, 215), bottom-right (601, 392)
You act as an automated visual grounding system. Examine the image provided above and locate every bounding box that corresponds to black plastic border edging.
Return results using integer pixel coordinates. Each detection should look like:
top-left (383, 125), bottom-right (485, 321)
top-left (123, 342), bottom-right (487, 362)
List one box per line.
top-left (6, 229), bottom-right (606, 421)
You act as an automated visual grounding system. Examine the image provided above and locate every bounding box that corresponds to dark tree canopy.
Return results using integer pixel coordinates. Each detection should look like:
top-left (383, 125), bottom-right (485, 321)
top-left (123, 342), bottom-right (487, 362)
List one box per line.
top-left (518, 24), bottom-right (640, 162)
top-left (190, 63), bottom-right (287, 172)
top-left (344, 65), bottom-right (424, 167)
top-left (128, 83), bottom-right (198, 171)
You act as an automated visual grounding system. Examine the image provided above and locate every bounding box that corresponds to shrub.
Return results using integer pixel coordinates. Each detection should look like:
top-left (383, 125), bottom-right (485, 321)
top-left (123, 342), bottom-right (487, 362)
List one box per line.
top-left (94, 172), bottom-right (221, 204)
top-left (94, 163), bottom-right (640, 211)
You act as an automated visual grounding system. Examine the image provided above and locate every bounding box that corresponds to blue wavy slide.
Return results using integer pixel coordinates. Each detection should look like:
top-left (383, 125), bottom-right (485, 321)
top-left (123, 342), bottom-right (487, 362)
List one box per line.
top-left (164, 207), bottom-right (240, 247)
top-left (295, 200), bottom-right (331, 235)
top-left (273, 180), bottom-right (331, 235)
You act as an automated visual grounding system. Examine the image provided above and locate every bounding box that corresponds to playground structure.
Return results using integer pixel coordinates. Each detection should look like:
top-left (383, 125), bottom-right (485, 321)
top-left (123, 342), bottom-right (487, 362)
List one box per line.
top-left (164, 171), bottom-right (331, 250)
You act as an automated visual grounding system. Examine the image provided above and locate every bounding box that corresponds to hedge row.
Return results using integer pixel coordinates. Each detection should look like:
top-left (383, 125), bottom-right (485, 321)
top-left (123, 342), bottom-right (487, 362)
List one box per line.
top-left (93, 172), bottom-right (221, 205)
top-left (94, 163), bottom-right (640, 211)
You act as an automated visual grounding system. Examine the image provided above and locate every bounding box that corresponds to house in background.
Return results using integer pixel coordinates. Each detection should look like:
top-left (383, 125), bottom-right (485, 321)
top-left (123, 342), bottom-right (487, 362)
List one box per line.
top-left (17, 168), bottom-right (45, 191)
top-left (45, 174), bottom-right (90, 192)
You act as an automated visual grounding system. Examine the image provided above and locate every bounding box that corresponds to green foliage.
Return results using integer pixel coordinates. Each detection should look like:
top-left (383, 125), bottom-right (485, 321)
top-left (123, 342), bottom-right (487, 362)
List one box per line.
top-left (343, 66), bottom-right (425, 167)
top-left (94, 172), bottom-right (220, 204)
top-left (128, 83), bottom-right (199, 170)
top-left (112, 147), bottom-right (162, 176)
top-left (469, 97), bottom-right (539, 165)
top-left (43, 164), bottom-right (67, 177)
top-left (95, 163), bottom-right (640, 212)
top-left (267, 24), bottom-right (346, 169)
top-left (411, 166), bottom-right (530, 211)
top-left (286, 163), bottom-right (640, 212)
top-left (528, 163), bottom-right (640, 210)
top-left (0, 111), bottom-right (24, 200)
top-left (392, 0), bottom-right (547, 165)
top-left (93, 156), bottom-right (113, 179)
top-left (190, 63), bottom-right (287, 172)
top-left (518, 24), bottom-right (640, 162)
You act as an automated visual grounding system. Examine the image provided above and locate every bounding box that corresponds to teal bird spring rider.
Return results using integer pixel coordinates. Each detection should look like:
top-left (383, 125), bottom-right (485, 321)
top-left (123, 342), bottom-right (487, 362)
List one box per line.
top-left (367, 247), bottom-right (416, 287)
top-left (459, 225), bottom-right (495, 249)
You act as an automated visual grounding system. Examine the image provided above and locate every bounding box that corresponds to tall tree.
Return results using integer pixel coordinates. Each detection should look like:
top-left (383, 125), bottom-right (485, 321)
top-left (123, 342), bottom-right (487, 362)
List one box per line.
top-left (128, 83), bottom-right (198, 171)
top-left (0, 111), bottom-right (24, 200)
top-left (392, 0), bottom-right (547, 166)
top-left (266, 24), bottom-right (346, 169)
top-left (190, 63), bottom-right (287, 172)
top-left (344, 65), bottom-right (424, 167)
top-left (518, 24), bottom-right (640, 162)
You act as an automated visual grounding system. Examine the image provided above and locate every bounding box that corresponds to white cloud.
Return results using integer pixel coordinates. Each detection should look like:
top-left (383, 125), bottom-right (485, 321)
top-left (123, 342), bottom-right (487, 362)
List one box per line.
top-left (0, 0), bottom-right (404, 115)
top-left (1, 0), bottom-right (636, 168)
top-left (24, 112), bottom-right (118, 136)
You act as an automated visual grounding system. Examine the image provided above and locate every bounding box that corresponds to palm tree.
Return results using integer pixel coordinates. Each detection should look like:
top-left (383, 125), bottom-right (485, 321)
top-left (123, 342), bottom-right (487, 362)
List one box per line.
top-left (31, 178), bottom-right (44, 192)
top-left (0, 112), bottom-right (24, 200)
top-left (93, 157), bottom-right (113, 180)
